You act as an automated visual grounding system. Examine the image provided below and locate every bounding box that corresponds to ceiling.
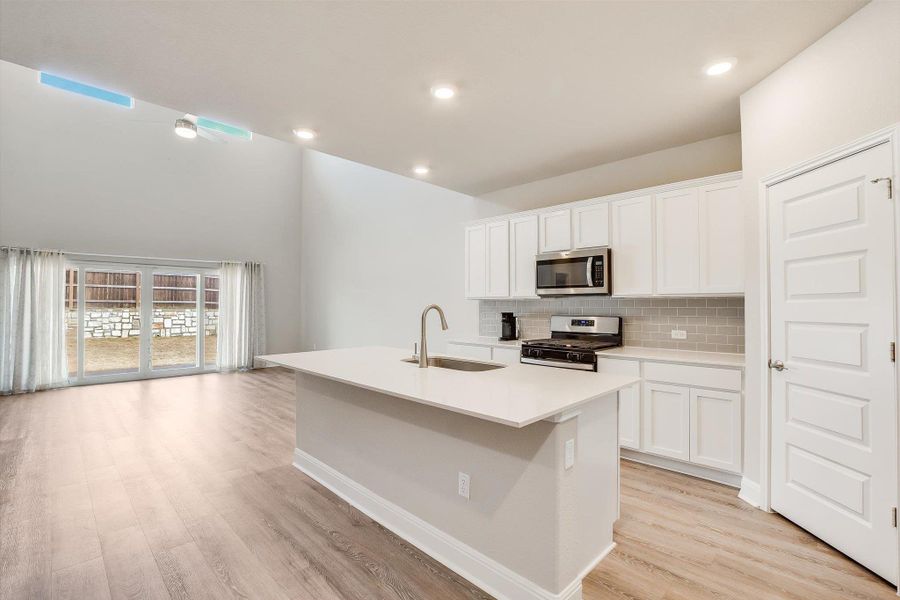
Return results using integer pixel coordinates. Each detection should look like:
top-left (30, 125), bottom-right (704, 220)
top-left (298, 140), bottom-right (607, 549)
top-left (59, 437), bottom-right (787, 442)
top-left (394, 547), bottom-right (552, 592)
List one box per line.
top-left (0, 1), bottom-right (865, 195)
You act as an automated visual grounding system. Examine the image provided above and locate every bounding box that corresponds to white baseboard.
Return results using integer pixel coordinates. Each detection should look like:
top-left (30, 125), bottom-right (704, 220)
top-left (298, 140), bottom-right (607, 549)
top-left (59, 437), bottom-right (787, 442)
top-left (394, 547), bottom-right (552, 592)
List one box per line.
top-left (293, 448), bottom-right (608, 600)
top-left (737, 477), bottom-right (762, 509)
top-left (620, 449), bottom-right (742, 488)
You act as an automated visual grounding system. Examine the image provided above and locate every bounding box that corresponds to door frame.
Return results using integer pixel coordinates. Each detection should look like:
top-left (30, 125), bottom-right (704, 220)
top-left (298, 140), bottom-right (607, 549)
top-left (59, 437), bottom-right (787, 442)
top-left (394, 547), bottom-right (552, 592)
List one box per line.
top-left (65, 255), bottom-right (221, 385)
top-left (757, 124), bottom-right (900, 586)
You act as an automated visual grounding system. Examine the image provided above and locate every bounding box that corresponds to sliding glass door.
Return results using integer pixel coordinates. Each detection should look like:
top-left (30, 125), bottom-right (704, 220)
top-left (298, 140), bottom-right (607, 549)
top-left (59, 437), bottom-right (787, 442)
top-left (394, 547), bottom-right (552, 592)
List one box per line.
top-left (66, 261), bottom-right (219, 384)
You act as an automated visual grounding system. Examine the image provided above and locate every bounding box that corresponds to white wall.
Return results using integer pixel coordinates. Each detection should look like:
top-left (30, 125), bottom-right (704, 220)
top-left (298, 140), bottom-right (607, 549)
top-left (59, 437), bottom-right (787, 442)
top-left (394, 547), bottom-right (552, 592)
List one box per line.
top-left (0, 60), bottom-right (304, 353)
top-left (300, 150), bottom-right (481, 352)
top-left (477, 133), bottom-right (742, 216)
top-left (739, 0), bottom-right (900, 484)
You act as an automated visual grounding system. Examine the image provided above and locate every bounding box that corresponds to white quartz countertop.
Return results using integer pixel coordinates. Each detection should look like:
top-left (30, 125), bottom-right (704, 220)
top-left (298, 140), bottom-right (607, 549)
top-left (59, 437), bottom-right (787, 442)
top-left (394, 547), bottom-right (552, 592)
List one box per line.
top-left (596, 346), bottom-right (745, 368)
top-left (450, 336), bottom-right (744, 368)
top-left (258, 346), bottom-right (639, 428)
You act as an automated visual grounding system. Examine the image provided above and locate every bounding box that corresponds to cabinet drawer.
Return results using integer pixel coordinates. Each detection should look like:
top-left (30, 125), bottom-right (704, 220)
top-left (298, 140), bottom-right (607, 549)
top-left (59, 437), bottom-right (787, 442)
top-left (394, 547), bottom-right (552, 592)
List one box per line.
top-left (643, 362), bottom-right (740, 391)
top-left (596, 357), bottom-right (640, 377)
top-left (492, 346), bottom-right (521, 366)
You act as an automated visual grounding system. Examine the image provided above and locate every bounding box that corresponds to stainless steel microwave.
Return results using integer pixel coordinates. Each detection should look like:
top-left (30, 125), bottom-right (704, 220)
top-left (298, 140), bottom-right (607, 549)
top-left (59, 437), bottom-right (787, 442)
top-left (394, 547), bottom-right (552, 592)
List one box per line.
top-left (535, 247), bottom-right (610, 296)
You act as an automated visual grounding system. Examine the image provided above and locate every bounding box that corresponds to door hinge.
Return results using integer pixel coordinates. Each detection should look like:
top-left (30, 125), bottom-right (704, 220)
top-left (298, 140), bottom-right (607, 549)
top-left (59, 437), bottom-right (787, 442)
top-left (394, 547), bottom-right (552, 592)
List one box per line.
top-left (892, 507), bottom-right (897, 528)
top-left (871, 177), bottom-right (893, 199)
top-left (891, 342), bottom-right (896, 362)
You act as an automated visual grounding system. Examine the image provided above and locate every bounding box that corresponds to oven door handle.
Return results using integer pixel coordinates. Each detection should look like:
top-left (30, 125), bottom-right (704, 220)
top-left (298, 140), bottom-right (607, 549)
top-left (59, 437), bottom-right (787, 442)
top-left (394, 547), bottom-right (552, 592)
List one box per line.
top-left (585, 257), bottom-right (594, 287)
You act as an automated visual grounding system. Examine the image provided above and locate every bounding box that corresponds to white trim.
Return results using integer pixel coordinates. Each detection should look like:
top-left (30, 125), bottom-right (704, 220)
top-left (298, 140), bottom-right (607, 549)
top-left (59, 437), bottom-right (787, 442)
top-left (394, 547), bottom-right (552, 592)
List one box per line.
top-left (757, 124), bottom-right (900, 516)
top-left (465, 171), bottom-right (742, 226)
top-left (293, 448), bottom-right (608, 600)
top-left (737, 477), bottom-right (763, 509)
top-left (620, 449), bottom-right (742, 488)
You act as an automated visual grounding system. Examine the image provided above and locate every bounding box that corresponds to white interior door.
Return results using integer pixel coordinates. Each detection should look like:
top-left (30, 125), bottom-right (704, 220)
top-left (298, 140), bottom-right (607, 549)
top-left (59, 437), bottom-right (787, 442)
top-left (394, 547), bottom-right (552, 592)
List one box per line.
top-left (769, 141), bottom-right (898, 584)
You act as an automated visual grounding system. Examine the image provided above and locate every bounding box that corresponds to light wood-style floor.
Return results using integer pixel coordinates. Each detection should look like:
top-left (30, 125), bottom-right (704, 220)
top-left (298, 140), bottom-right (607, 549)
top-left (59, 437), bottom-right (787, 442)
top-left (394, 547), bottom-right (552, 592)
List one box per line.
top-left (0, 368), bottom-right (895, 600)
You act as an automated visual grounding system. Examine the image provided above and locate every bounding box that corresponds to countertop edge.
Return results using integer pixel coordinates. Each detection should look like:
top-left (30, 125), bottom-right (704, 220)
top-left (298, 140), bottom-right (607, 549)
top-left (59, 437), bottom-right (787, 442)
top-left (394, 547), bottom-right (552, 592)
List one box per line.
top-left (258, 352), bottom-right (638, 428)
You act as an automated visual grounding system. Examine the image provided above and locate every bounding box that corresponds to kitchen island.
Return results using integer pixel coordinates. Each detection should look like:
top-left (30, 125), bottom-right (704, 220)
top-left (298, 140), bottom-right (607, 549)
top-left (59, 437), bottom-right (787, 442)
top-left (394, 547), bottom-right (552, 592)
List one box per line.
top-left (259, 346), bottom-right (640, 600)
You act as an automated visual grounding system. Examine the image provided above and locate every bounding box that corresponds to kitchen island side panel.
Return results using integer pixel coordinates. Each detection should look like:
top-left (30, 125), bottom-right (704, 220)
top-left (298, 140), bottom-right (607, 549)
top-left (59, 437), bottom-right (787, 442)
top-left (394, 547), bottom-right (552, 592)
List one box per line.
top-left (293, 372), bottom-right (617, 596)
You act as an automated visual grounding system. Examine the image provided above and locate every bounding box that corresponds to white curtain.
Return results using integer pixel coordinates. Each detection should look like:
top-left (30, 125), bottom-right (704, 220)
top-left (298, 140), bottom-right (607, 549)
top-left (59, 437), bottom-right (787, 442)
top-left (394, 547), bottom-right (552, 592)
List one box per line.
top-left (217, 261), bottom-right (266, 371)
top-left (0, 247), bottom-right (68, 394)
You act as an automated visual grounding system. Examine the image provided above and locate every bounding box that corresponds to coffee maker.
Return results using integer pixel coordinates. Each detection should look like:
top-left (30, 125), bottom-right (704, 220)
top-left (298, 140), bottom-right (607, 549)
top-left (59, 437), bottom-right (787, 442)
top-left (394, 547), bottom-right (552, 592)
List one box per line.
top-left (499, 312), bottom-right (519, 341)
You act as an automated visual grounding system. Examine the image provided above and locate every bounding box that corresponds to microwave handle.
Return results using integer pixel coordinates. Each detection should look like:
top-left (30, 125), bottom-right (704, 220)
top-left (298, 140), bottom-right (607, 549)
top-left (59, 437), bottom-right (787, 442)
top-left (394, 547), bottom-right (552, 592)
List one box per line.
top-left (586, 257), bottom-right (594, 287)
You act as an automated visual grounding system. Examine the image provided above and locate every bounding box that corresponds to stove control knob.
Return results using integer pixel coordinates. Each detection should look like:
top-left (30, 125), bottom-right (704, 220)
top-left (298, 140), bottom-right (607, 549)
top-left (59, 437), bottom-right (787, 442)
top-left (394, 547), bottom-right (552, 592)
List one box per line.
top-left (533, 349), bottom-right (542, 358)
top-left (567, 352), bottom-right (579, 362)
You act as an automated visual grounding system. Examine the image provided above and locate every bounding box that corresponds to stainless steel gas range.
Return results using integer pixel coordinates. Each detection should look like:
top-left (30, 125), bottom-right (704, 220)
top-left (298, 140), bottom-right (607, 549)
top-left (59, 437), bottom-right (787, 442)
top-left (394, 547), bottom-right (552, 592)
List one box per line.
top-left (520, 315), bottom-right (623, 371)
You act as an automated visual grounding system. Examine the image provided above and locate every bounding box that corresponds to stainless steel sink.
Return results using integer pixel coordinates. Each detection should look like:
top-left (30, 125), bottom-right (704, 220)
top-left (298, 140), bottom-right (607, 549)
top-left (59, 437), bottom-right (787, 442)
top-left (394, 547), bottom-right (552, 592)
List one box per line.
top-left (401, 356), bottom-right (505, 371)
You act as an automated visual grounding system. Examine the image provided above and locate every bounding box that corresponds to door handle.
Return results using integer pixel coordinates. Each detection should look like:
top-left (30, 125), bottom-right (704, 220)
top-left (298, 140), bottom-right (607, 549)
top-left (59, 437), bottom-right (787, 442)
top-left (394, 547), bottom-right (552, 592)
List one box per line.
top-left (768, 359), bottom-right (788, 372)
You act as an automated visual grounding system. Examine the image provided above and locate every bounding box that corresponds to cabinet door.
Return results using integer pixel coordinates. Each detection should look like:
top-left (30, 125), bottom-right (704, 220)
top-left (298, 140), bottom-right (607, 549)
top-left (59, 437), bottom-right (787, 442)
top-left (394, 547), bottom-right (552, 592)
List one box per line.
top-left (509, 215), bottom-right (538, 298)
top-left (690, 388), bottom-right (742, 473)
top-left (485, 221), bottom-right (510, 297)
top-left (655, 187), bottom-right (700, 295)
top-left (597, 358), bottom-right (641, 449)
top-left (573, 201), bottom-right (609, 249)
top-left (464, 224), bottom-right (486, 298)
top-left (642, 382), bottom-right (690, 461)
top-left (446, 343), bottom-right (492, 361)
top-left (610, 195), bottom-right (654, 296)
top-left (698, 181), bottom-right (743, 294)
top-left (491, 346), bottom-right (520, 366)
top-left (538, 209), bottom-right (572, 252)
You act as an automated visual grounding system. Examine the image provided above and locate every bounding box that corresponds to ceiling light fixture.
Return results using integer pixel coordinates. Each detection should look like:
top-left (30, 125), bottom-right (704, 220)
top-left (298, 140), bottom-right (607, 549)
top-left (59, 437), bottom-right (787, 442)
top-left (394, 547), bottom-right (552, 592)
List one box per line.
top-left (704, 59), bottom-right (736, 76)
top-left (174, 118), bottom-right (197, 139)
top-left (413, 165), bottom-right (430, 176)
top-left (293, 128), bottom-right (317, 141)
top-left (430, 84), bottom-right (457, 100)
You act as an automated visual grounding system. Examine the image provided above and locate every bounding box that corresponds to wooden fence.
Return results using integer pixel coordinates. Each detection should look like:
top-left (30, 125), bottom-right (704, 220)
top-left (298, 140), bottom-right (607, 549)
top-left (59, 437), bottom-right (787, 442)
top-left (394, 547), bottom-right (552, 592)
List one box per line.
top-left (65, 270), bottom-right (219, 309)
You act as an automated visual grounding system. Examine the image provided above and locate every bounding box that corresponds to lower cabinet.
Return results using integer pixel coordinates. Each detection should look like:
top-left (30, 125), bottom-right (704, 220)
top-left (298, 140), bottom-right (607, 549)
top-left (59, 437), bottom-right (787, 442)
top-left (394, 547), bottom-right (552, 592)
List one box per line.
top-left (690, 388), bottom-right (742, 473)
top-left (491, 346), bottom-right (521, 366)
top-left (642, 382), bottom-right (691, 462)
top-left (596, 357), bottom-right (641, 450)
top-left (599, 356), bottom-right (743, 475)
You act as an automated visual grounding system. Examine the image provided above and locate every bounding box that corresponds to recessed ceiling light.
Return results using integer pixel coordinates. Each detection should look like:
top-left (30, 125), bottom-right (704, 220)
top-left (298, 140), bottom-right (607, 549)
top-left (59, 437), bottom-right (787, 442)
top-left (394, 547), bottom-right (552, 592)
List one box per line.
top-left (293, 128), bottom-right (317, 141)
top-left (704, 59), bottom-right (736, 76)
top-left (430, 84), bottom-right (457, 100)
top-left (413, 165), bottom-right (430, 176)
top-left (174, 118), bottom-right (197, 139)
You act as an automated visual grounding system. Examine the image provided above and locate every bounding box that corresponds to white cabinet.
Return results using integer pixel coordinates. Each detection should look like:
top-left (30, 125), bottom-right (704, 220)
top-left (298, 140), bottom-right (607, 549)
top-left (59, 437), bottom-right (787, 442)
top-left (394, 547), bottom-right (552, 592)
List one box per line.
top-left (573, 202), bottom-right (609, 249)
top-left (610, 195), bottom-right (654, 296)
top-left (690, 388), bottom-right (742, 472)
top-left (698, 181), bottom-right (743, 293)
top-left (446, 343), bottom-right (492, 361)
top-left (642, 382), bottom-right (690, 461)
top-left (485, 221), bottom-right (510, 297)
top-left (464, 224), bottom-right (486, 298)
top-left (655, 187), bottom-right (700, 295)
top-left (509, 215), bottom-right (538, 298)
top-left (492, 346), bottom-right (521, 366)
top-left (538, 209), bottom-right (572, 253)
top-left (597, 358), bottom-right (640, 450)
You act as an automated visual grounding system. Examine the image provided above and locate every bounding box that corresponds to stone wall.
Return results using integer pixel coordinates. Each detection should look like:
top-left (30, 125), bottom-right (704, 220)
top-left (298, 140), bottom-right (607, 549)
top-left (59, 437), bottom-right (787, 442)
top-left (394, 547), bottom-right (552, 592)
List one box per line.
top-left (72, 308), bottom-right (218, 338)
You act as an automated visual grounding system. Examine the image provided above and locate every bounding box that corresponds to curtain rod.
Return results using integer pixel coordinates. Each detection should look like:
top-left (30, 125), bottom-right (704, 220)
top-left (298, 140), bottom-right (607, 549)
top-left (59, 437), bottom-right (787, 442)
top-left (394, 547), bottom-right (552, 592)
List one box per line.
top-left (2, 246), bottom-right (246, 266)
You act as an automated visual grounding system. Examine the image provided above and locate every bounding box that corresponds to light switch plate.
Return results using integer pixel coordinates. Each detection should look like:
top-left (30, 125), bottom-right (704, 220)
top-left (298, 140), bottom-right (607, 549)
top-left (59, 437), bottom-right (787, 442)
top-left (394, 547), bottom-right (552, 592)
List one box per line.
top-left (671, 329), bottom-right (687, 340)
top-left (458, 472), bottom-right (470, 499)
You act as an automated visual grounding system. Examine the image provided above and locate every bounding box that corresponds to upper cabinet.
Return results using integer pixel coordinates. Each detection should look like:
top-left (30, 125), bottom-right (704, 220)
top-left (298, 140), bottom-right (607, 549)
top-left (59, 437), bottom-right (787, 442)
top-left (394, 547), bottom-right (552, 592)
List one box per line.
top-left (655, 187), bottom-right (700, 295)
top-left (698, 181), bottom-right (743, 294)
top-left (464, 173), bottom-right (743, 300)
top-left (573, 201), bottom-right (610, 249)
top-left (610, 195), bottom-right (654, 296)
top-left (655, 181), bottom-right (743, 296)
top-left (538, 209), bottom-right (572, 253)
top-left (464, 224), bottom-right (487, 298)
top-left (485, 221), bottom-right (510, 297)
top-left (509, 215), bottom-right (538, 298)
